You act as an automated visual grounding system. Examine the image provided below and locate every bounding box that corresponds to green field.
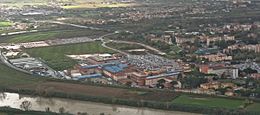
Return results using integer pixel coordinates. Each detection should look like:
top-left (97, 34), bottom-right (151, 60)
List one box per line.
top-left (246, 103), bottom-right (260, 112)
top-left (107, 42), bottom-right (145, 50)
top-left (0, 63), bottom-right (43, 88)
top-left (26, 42), bottom-right (114, 70)
top-left (0, 60), bottom-right (260, 114)
top-left (4, 29), bottom-right (108, 43)
top-left (172, 95), bottom-right (244, 109)
top-left (0, 21), bottom-right (13, 27)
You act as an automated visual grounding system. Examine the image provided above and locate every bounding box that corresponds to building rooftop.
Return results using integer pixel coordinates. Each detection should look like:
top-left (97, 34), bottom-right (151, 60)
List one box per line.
top-left (103, 64), bottom-right (128, 73)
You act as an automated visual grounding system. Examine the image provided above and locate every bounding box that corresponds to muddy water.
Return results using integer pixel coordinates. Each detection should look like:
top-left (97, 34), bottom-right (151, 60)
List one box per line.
top-left (0, 92), bottom-right (199, 115)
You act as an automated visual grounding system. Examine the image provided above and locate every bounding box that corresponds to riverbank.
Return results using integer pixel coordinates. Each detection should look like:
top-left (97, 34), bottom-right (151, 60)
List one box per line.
top-left (0, 107), bottom-right (68, 115)
top-left (1, 87), bottom-right (259, 115)
top-left (0, 63), bottom-right (260, 114)
top-left (0, 92), bottom-right (198, 115)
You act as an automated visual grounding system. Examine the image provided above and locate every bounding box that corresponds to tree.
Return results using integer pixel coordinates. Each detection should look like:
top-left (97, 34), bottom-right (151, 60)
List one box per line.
top-left (45, 107), bottom-right (50, 112)
top-left (20, 101), bottom-right (32, 111)
top-left (157, 79), bottom-right (166, 84)
top-left (170, 81), bottom-right (179, 89)
top-left (177, 73), bottom-right (183, 80)
top-left (243, 68), bottom-right (257, 74)
top-left (181, 76), bottom-right (207, 88)
top-left (157, 79), bottom-right (166, 89)
top-left (59, 107), bottom-right (65, 114)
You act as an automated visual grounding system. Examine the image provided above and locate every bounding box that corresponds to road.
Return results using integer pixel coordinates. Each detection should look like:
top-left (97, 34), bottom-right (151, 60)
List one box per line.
top-left (38, 20), bottom-right (104, 31)
top-left (99, 33), bottom-right (130, 56)
top-left (38, 20), bottom-right (166, 56)
top-left (102, 40), bottom-right (130, 56)
top-left (0, 21), bottom-right (166, 77)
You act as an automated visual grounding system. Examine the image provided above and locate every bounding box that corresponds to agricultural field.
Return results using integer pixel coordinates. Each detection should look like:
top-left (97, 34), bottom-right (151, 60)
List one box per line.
top-left (172, 95), bottom-right (244, 109)
top-left (25, 42), bottom-right (114, 70)
top-left (0, 21), bottom-right (13, 27)
top-left (1, 29), bottom-right (108, 43)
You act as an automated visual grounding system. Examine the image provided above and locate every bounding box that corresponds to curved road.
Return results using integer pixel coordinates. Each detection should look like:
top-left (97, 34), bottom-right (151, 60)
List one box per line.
top-left (39, 20), bottom-right (166, 55)
top-left (0, 21), bottom-right (166, 76)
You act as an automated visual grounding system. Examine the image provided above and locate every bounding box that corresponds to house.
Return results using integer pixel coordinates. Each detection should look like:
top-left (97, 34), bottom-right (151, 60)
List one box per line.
top-left (145, 72), bottom-right (179, 86)
top-left (225, 91), bottom-right (235, 96)
top-left (250, 73), bottom-right (260, 80)
top-left (208, 66), bottom-right (239, 79)
top-left (200, 82), bottom-right (220, 90)
top-left (199, 64), bottom-right (239, 79)
top-left (200, 82), bottom-right (237, 90)
top-left (145, 34), bottom-right (173, 44)
top-left (198, 53), bottom-right (232, 62)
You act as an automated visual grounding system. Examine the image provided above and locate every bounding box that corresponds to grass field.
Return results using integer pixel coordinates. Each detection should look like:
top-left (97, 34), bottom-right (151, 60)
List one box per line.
top-left (0, 21), bottom-right (13, 27)
top-left (172, 95), bottom-right (244, 109)
top-left (0, 62), bottom-right (177, 103)
top-left (26, 42), bottom-right (114, 70)
top-left (3, 29), bottom-right (108, 43)
top-left (107, 42), bottom-right (145, 50)
top-left (0, 63), bottom-right (43, 88)
top-left (0, 62), bottom-right (260, 113)
top-left (246, 103), bottom-right (260, 112)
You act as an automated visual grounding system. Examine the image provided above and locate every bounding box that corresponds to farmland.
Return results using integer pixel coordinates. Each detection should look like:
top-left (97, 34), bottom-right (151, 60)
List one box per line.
top-left (25, 41), bottom-right (114, 70)
top-left (172, 95), bottom-right (244, 109)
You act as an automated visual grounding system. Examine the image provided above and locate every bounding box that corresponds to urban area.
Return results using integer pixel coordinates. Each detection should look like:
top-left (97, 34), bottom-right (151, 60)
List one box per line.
top-left (0, 0), bottom-right (260, 115)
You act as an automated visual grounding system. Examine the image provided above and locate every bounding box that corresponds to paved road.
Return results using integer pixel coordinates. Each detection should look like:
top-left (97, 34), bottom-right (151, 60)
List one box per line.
top-left (99, 32), bottom-right (165, 56)
top-left (38, 20), bottom-right (104, 31)
top-left (0, 21), bottom-right (165, 77)
top-left (102, 40), bottom-right (130, 56)
top-left (99, 33), bottom-right (130, 56)
top-left (38, 20), bottom-right (166, 56)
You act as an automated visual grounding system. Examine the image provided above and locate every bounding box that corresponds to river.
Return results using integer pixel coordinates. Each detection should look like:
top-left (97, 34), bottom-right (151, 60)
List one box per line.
top-left (0, 92), bottom-right (199, 115)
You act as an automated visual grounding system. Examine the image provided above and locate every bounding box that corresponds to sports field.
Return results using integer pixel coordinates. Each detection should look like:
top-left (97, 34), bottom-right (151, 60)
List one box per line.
top-left (26, 42), bottom-right (114, 70)
top-left (172, 95), bottom-right (244, 109)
